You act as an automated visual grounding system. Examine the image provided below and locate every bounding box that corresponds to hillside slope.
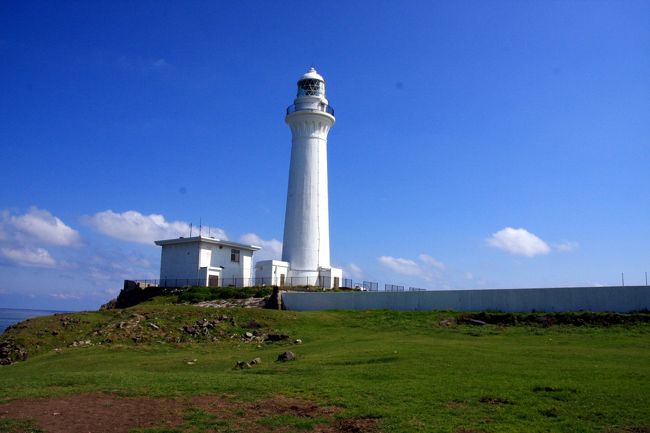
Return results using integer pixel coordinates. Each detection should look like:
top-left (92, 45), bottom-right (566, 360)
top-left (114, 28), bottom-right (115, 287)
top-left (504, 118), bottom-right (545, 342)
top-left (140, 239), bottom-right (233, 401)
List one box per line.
top-left (1, 301), bottom-right (649, 433)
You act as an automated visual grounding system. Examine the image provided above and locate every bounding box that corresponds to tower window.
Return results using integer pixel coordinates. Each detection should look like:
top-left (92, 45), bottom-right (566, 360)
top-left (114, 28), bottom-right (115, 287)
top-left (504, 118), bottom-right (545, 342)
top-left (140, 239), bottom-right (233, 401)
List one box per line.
top-left (230, 249), bottom-right (240, 263)
top-left (297, 79), bottom-right (324, 97)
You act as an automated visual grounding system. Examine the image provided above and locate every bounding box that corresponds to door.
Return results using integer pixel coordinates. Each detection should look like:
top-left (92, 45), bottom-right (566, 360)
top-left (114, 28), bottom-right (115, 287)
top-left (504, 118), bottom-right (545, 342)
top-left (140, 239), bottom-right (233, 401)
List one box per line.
top-left (209, 275), bottom-right (219, 288)
top-left (279, 274), bottom-right (285, 287)
top-left (333, 277), bottom-right (340, 289)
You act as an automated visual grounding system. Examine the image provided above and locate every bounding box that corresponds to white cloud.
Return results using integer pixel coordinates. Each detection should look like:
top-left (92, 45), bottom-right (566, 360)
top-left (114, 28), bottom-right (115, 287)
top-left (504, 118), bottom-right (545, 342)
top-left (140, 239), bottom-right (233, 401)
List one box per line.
top-left (239, 233), bottom-right (282, 261)
top-left (85, 210), bottom-right (227, 245)
top-left (343, 263), bottom-right (364, 280)
top-left (486, 227), bottom-right (551, 257)
top-left (0, 246), bottom-right (56, 268)
top-left (50, 293), bottom-right (81, 300)
top-left (418, 254), bottom-right (446, 270)
top-left (2, 207), bottom-right (80, 246)
top-left (379, 253), bottom-right (447, 283)
top-left (556, 241), bottom-right (579, 252)
top-left (378, 256), bottom-right (423, 276)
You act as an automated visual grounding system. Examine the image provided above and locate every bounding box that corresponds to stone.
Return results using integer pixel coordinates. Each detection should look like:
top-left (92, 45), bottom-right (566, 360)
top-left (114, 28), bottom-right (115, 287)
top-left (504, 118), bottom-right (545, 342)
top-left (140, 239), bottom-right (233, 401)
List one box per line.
top-left (277, 351), bottom-right (296, 362)
top-left (294, 339), bottom-right (303, 345)
top-left (266, 333), bottom-right (290, 342)
top-left (250, 357), bottom-right (262, 365)
top-left (468, 319), bottom-right (487, 326)
top-left (148, 322), bottom-right (160, 330)
top-left (243, 332), bottom-right (254, 339)
top-left (244, 320), bottom-right (263, 329)
top-left (235, 361), bottom-right (251, 369)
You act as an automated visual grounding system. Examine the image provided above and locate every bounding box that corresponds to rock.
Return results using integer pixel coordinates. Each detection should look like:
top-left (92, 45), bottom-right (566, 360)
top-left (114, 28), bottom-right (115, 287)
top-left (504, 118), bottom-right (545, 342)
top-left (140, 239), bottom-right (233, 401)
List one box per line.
top-left (243, 332), bottom-right (254, 339)
top-left (183, 326), bottom-right (198, 336)
top-left (235, 361), bottom-right (251, 369)
top-left (277, 351), bottom-right (296, 362)
top-left (148, 322), bottom-right (160, 330)
top-left (100, 298), bottom-right (117, 310)
top-left (250, 357), bottom-right (262, 365)
top-left (244, 320), bottom-right (263, 329)
top-left (439, 319), bottom-right (452, 327)
top-left (266, 333), bottom-right (290, 342)
top-left (294, 339), bottom-right (303, 345)
top-left (468, 319), bottom-right (487, 326)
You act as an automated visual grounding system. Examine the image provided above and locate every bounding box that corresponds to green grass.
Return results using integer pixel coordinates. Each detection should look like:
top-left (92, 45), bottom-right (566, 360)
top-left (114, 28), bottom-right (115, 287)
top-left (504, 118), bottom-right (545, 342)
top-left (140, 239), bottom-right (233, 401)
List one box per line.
top-left (0, 418), bottom-right (43, 433)
top-left (2, 304), bottom-right (650, 432)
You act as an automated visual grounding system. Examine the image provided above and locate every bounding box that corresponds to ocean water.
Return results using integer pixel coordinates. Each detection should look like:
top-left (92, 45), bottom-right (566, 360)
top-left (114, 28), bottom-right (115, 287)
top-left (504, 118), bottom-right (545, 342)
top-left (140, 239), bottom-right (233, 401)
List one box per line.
top-left (0, 308), bottom-right (69, 334)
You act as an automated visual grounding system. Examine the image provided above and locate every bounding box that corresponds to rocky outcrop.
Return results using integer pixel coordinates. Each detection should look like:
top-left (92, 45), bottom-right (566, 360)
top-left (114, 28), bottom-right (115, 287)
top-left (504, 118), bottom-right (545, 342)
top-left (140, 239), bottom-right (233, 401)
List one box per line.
top-left (0, 339), bottom-right (28, 365)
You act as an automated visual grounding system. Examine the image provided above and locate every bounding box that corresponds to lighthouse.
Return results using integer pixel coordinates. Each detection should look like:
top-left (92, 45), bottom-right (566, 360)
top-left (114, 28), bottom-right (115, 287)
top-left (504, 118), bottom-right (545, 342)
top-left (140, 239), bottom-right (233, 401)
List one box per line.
top-left (255, 68), bottom-right (342, 289)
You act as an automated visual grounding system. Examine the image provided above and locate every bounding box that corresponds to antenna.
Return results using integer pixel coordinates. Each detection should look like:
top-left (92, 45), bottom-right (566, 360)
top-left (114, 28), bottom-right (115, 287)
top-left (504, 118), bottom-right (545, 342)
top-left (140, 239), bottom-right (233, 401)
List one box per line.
top-left (199, 217), bottom-right (202, 237)
top-left (190, 223), bottom-right (193, 237)
top-left (621, 272), bottom-right (625, 287)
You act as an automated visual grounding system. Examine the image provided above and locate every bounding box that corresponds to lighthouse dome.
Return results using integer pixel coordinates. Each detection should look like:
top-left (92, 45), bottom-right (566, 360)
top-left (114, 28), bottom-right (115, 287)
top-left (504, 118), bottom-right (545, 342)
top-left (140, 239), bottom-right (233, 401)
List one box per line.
top-left (296, 67), bottom-right (325, 98)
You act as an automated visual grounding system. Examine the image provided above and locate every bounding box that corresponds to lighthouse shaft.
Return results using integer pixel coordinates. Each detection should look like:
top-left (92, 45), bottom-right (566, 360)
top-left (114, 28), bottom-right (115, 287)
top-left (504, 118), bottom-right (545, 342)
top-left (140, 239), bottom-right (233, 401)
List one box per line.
top-left (282, 113), bottom-right (334, 272)
top-left (281, 68), bottom-right (335, 281)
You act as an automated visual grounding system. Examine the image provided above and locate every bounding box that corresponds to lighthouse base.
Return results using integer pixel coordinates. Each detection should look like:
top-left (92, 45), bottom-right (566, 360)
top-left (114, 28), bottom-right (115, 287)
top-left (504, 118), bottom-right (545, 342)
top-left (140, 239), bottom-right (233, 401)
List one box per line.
top-left (256, 261), bottom-right (341, 289)
top-left (285, 267), bottom-right (342, 289)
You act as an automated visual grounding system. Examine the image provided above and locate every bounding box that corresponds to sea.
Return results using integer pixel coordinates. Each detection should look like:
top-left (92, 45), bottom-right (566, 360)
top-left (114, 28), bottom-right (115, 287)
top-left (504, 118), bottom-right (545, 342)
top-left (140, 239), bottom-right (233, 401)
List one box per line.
top-left (0, 308), bottom-right (71, 334)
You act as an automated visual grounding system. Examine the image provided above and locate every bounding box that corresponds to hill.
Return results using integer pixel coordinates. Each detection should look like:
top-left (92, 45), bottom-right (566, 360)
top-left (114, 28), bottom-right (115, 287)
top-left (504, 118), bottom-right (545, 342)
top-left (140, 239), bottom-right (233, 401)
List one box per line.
top-left (1, 291), bottom-right (649, 433)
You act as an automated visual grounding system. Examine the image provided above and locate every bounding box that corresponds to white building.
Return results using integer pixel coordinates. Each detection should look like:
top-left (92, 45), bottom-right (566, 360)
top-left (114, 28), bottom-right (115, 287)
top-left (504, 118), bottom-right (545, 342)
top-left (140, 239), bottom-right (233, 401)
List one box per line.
top-left (155, 236), bottom-right (260, 287)
top-left (256, 68), bottom-right (343, 289)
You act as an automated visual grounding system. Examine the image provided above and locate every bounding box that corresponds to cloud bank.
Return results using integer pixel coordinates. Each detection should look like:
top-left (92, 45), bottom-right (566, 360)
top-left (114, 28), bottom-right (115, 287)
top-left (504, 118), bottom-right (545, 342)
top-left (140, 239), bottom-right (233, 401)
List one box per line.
top-left (239, 233), bottom-right (282, 261)
top-left (85, 210), bottom-right (227, 245)
top-left (378, 253), bottom-right (446, 282)
top-left (0, 208), bottom-right (80, 268)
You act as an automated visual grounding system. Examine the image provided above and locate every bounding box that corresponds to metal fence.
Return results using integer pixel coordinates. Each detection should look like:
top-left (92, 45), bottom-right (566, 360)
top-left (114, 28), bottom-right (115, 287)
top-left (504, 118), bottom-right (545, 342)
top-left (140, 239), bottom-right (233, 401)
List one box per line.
top-left (126, 278), bottom-right (430, 292)
top-left (128, 276), bottom-right (336, 290)
top-left (385, 284), bottom-right (405, 292)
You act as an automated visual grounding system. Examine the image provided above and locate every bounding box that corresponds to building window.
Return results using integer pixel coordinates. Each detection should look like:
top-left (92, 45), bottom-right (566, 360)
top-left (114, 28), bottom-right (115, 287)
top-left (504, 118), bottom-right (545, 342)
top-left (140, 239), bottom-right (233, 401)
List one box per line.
top-left (231, 249), bottom-right (240, 263)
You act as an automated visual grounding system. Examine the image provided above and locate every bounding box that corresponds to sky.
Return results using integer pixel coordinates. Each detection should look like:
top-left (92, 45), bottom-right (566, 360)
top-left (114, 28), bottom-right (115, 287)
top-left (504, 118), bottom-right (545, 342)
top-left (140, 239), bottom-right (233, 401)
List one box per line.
top-left (1, 1), bottom-right (648, 310)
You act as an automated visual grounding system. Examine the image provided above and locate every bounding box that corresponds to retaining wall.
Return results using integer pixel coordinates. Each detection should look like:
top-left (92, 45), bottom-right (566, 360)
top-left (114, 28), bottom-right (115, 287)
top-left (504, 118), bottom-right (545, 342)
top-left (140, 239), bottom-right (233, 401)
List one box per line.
top-left (281, 286), bottom-right (650, 313)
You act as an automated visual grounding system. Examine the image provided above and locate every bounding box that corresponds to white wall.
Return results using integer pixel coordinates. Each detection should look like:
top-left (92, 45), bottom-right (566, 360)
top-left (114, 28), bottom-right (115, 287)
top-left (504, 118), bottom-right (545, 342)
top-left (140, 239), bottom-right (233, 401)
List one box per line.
top-left (200, 243), bottom-right (254, 285)
top-left (281, 286), bottom-right (650, 313)
top-left (160, 243), bottom-right (200, 281)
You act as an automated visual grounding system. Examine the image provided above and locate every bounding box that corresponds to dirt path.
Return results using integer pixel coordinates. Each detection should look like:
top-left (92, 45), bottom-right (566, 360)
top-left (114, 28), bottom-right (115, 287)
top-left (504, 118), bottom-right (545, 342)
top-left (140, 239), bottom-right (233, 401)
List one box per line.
top-left (0, 393), bottom-right (378, 433)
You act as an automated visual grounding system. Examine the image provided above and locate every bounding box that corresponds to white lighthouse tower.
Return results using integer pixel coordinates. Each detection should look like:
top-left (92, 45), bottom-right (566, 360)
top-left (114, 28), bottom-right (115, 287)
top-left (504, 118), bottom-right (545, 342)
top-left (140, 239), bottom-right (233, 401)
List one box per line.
top-left (255, 68), bottom-right (342, 289)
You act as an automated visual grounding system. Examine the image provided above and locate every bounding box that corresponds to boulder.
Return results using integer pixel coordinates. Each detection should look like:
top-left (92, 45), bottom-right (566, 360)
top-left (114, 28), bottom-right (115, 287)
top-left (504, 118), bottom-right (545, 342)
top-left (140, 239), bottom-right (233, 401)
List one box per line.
top-left (277, 351), bottom-right (296, 362)
top-left (266, 333), bottom-right (290, 342)
top-left (234, 361), bottom-right (251, 369)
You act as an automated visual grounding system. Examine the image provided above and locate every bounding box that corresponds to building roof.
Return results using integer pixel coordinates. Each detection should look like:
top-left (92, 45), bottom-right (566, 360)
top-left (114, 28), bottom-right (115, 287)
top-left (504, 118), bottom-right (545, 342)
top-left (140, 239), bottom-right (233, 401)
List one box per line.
top-left (154, 236), bottom-right (261, 251)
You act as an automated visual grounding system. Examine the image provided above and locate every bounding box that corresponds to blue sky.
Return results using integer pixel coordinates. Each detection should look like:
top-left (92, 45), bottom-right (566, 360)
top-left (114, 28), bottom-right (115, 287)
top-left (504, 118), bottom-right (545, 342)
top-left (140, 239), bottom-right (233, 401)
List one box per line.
top-left (1, 1), bottom-right (648, 310)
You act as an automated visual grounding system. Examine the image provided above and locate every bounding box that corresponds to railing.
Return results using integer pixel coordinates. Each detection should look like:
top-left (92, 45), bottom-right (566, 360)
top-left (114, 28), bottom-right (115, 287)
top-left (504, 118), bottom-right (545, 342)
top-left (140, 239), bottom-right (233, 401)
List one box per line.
top-left (385, 284), bottom-right (405, 292)
top-left (126, 278), bottom-right (431, 292)
top-left (286, 103), bottom-right (334, 116)
top-left (128, 277), bottom-right (334, 290)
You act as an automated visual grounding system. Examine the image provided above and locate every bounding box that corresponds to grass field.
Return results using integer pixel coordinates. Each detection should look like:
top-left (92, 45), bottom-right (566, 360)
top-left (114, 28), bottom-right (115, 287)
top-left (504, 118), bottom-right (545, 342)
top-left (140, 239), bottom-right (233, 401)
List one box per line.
top-left (1, 301), bottom-right (649, 432)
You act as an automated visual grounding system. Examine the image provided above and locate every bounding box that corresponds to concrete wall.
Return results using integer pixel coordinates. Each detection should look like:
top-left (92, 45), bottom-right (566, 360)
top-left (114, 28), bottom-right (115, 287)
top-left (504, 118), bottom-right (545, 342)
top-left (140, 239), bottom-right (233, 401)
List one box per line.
top-left (160, 243), bottom-right (201, 280)
top-left (281, 286), bottom-right (650, 313)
